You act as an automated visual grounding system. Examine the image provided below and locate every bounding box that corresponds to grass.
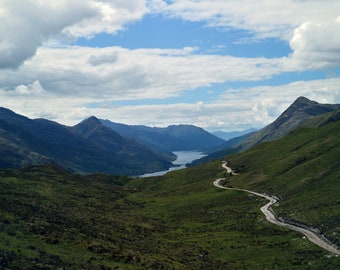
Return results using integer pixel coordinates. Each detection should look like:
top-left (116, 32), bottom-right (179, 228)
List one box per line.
top-left (227, 122), bottom-right (340, 246)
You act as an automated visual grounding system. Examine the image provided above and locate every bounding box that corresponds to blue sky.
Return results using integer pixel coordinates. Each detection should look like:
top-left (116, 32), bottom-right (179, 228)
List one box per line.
top-left (1, 1), bottom-right (340, 132)
top-left (76, 15), bottom-right (292, 58)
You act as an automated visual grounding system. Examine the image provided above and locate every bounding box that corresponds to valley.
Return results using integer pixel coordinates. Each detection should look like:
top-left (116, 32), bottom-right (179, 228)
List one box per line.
top-left (0, 97), bottom-right (340, 269)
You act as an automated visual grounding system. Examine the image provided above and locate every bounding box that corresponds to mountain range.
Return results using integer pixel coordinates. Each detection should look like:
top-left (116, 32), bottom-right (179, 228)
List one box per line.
top-left (0, 108), bottom-right (228, 175)
top-left (212, 128), bottom-right (258, 141)
top-left (100, 120), bottom-right (225, 152)
top-left (0, 108), bottom-right (175, 175)
top-left (1, 96), bottom-right (339, 175)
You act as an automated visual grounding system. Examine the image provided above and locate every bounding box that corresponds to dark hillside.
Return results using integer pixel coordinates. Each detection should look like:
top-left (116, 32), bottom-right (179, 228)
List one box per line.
top-left (101, 120), bottom-right (225, 152)
top-left (0, 108), bottom-right (173, 175)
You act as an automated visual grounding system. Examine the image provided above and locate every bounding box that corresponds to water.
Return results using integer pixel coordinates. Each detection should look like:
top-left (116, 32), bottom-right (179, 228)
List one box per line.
top-left (140, 151), bottom-right (206, 178)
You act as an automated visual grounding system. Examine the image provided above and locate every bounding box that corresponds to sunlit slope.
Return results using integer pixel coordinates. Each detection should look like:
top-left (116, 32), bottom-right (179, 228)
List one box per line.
top-left (226, 116), bottom-right (340, 246)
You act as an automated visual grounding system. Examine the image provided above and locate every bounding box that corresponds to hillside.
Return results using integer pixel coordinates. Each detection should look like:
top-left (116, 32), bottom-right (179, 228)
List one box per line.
top-left (213, 128), bottom-right (257, 141)
top-left (101, 120), bottom-right (225, 152)
top-left (0, 108), bottom-right (173, 175)
top-left (239, 96), bottom-right (340, 151)
top-left (225, 109), bottom-right (340, 247)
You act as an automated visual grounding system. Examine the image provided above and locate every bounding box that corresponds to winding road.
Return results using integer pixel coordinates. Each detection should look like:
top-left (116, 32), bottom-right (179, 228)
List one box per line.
top-left (214, 162), bottom-right (340, 255)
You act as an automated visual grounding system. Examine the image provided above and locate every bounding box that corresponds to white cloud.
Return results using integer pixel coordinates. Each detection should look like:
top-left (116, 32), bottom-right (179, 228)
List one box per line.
top-left (14, 80), bottom-right (45, 95)
top-left (1, 0), bottom-right (340, 132)
top-left (153, 0), bottom-right (340, 41)
top-left (86, 78), bottom-right (340, 131)
top-left (285, 17), bottom-right (340, 70)
top-left (0, 0), bottom-right (148, 69)
top-left (64, 0), bottom-right (148, 37)
top-left (0, 46), bottom-right (282, 100)
top-left (2, 77), bottom-right (340, 131)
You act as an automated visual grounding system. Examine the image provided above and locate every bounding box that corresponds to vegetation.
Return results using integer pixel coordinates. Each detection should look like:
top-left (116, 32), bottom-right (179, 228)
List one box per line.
top-left (226, 120), bottom-right (340, 247)
top-left (1, 157), bottom-right (339, 268)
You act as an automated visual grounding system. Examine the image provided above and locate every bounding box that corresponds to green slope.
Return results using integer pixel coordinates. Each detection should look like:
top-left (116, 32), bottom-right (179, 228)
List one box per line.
top-left (225, 118), bottom-right (340, 247)
top-left (1, 160), bottom-right (340, 269)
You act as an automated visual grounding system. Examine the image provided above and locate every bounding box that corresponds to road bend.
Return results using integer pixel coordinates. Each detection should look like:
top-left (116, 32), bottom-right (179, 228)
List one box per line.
top-left (214, 162), bottom-right (340, 256)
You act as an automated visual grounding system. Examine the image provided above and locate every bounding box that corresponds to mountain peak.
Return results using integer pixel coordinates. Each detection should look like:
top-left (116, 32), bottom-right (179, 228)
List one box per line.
top-left (239, 97), bottom-right (340, 151)
top-left (0, 107), bottom-right (31, 124)
top-left (295, 96), bottom-right (312, 103)
top-left (78, 116), bottom-right (102, 128)
top-left (292, 96), bottom-right (318, 107)
top-left (71, 116), bottom-right (105, 138)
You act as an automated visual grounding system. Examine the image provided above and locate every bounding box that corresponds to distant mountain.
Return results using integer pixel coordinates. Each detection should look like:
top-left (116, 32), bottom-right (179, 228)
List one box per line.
top-left (0, 108), bottom-right (173, 175)
top-left (238, 96), bottom-right (340, 152)
top-left (101, 120), bottom-right (226, 152)
top-left (212, 128), bottom-right (257, 141)
top-left (188, 131), bottom-right (255, 166)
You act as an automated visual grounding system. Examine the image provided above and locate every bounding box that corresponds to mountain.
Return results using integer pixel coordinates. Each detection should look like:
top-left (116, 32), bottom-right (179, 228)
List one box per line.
top-left (189, 97), bottom-right (340, 166)
top-left (188, 131), bottom-right (255, 166)
top-left (0, 108), bottom-right (173, 175)
top-left (101, 120), bottom-right (226, 152)
top-left (238, 96), bottom-right (340, 151)
top-left (212, 128), bottom-right (257, 141)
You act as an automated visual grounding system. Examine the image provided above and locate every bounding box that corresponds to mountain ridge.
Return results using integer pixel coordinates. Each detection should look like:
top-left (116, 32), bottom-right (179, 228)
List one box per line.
top-left (0, 109), bottom-right (173, 175)
top-left (189, 96), bottom-right (340, 166)
top-left (100, 120), bottom-right (226, 152)
top-left (239, 96), bottom-right (340, 151)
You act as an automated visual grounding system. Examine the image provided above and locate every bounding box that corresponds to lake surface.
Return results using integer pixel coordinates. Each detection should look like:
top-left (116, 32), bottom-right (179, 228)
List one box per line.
top-left (140, 151), bottom-right (206, 178)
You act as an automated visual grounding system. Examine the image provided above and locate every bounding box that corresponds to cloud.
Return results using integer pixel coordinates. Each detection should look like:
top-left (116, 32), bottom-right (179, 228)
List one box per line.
top-left (88, 52), bottom-right (119, 66)
top-left (81, 78), bottom-right (340, 131)
top-left (64, 0), bottom-right (148, 37)
top-left (0, 46), bottom-right (282, 100)
top-left (1, 0), bottom-right (340, 132)
top-left (153, 0), bottom-right (340, 41)
top-left (0, 0), bottom-right (148, 69)
top-left (14, 80), bottom-right (45, 95)
top-left (285, 17), bottom-right (340, 70)
top-left (2, 77), bottom-right (340, 131)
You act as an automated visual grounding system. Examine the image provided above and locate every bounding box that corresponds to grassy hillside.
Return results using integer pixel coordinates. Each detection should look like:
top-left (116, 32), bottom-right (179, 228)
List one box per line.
top-left (225, 119), bottom-right (340, 247)
top-left (1, 160), bottom-right (339, 269)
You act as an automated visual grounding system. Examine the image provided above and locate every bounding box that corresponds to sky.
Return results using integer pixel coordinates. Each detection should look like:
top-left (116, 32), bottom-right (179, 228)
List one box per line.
top-left (1, 0), bottom-right (340, 132)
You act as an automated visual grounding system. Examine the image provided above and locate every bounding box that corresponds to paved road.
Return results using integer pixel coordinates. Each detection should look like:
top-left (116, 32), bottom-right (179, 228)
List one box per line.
top-left (214, 162), bottom-right (340, 256)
